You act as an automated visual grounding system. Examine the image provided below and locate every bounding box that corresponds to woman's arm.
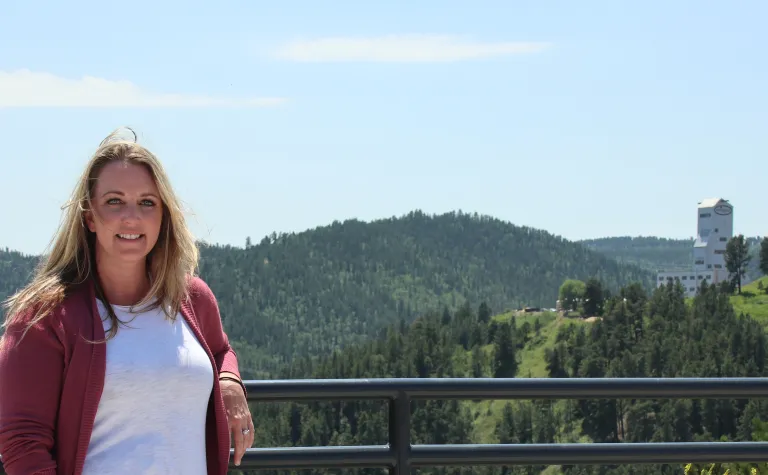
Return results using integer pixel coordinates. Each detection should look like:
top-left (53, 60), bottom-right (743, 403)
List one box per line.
top-left (0, 311), bottom-right (63, 475)
top-left (187, 276), bottom-right (254, 466)
top-left (188, 277), bottom-right (246, 395)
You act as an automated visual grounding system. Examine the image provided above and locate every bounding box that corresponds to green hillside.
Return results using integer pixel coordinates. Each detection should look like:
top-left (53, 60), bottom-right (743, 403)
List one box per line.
top-left (498, 276), bottom-right (768, 370)
top-left (468, 276), bottom-right (768, 451)
top-left (1, 211), bottom-right (653, 376)
top-left (243, 281), bottom-right (768, 475)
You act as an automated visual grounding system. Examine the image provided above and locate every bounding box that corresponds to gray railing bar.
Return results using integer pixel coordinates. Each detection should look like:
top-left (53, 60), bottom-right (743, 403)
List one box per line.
top-left (410, 442), bottom-right (768, 465)
top-left (244, 377), bottom-right (768, 401)
top-left (236, 442), bottom-right (768, 469)
top-left (236, 445), bottom-right (395, 469)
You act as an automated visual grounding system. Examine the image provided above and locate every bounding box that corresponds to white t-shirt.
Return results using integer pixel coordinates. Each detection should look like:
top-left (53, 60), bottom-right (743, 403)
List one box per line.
top-left (81, 298), bottom-right (214, 475)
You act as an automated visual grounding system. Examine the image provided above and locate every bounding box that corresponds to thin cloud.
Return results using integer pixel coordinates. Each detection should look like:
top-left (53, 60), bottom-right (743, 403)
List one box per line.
top-left (0, 70), bottom-right (287, 108)
top-left (272, 34), bottom-right (550, 63)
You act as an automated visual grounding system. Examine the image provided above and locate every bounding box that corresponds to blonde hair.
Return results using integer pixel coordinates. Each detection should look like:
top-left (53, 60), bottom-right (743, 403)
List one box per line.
top-left (2, 127), bottom-right (199, 341)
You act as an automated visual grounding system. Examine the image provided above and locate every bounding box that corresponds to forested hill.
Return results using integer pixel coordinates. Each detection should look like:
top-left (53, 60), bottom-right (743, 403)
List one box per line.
top-left (243, 281), bottom-right (768, 475)
top-left (1, 211), bottom-right (653, 374)
top-left (197, 211), bottom-right (652, 374)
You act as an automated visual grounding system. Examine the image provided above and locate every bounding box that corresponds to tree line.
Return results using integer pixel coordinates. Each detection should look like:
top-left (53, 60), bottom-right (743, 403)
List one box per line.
top-left (228, 279), bottom-right (768, 475)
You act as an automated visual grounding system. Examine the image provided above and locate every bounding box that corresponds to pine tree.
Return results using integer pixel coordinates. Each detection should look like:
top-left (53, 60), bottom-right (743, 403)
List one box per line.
top-left (493, 321), bottom-right (517, 377)
top-left (725, 234), bottom-right (751, 294)
top-left (582, 278), bottom-right (604, 316)
top-left (478, 302), bottom-right (492, 323)
top-left (759, 237), bottom-right (768, 289)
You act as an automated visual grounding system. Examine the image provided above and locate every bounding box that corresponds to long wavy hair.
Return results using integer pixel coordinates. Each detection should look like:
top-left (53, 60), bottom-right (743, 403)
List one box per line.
top-left (2, 127), bottom-right (200, 341)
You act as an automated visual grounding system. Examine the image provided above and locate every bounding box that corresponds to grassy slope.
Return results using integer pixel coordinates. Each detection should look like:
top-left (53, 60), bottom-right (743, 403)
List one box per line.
top-left (449, 310), bottom-right (590, 444)
top-left (730, 276), bottom-right (768, 324)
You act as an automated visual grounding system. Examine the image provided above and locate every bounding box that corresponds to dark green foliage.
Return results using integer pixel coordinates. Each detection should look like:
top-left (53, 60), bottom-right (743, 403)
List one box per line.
top-left (760, 237), bottom-right (768, 290)
top-left (240, 306), bottom-right (485, 475)
top-left (0, 248), bottom-right (39, 336)
top-left (493, 321), bottom-right (517, 377)
top-left (583, 278), bottom-right (604, 317)
top-left (725, 235), bottom-right (751, 294)
top-left (198, 211), bottom-right (652, 376)
top-left (230, 280), bottom-right (768, 475)
top-left (0, 248), bottom-right (38, 305)
top-left (550, 281), bottom-right (768, 475)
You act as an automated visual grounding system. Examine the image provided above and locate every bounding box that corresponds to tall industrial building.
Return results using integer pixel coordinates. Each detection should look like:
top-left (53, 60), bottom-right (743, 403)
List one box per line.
top-left (657, 198), bottom-right (734, 297)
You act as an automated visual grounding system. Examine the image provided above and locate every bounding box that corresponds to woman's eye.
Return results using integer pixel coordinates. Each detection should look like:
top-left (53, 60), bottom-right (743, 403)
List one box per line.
top-left (142, 200), bottom-right (156, 206)
top-left (107, 198), bottom-right (122, 205)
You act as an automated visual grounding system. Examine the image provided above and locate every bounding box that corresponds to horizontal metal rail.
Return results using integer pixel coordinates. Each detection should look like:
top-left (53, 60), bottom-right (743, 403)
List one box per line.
top-left (234, 378), bottom-right (768, 473)
top-left (242, 377), bottom-right (768, 400)
top-left (236, 442), bottom-right (768, 469)
top-left (3, 378), bottom-right (768, 474)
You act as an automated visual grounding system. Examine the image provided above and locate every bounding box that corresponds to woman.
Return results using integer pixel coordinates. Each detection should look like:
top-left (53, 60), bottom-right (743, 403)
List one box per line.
top-left (0, 128), bottom-right (254, 475)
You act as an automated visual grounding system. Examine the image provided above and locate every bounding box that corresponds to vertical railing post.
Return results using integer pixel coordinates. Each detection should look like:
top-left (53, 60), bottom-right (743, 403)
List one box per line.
top-left (389, 391), bottom-right (411, 475)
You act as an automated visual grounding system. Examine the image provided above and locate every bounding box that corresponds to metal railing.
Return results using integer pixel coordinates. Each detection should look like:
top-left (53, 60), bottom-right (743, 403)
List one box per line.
top-left (235, 378), bottom-right (768, 473)
top-left (3, 378), bottom-right (768, 474)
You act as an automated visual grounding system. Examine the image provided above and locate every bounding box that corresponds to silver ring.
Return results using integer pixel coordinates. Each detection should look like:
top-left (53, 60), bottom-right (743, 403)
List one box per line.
top-left (241, 428), bottom-right (251, 435)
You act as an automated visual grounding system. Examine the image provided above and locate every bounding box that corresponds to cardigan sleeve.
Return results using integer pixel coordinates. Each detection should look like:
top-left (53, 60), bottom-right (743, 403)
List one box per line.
top-left (0, 309), bottom-right (63, 475)
top-left (188, 277), bottom-right (246, 395)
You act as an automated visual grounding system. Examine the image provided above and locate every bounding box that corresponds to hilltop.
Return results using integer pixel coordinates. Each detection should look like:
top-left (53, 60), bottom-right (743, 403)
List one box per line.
top-left (1, 211), bottom-right (652, 376)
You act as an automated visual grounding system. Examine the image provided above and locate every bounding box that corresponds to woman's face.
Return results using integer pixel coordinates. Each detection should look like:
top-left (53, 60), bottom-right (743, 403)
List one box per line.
top-left (85, 160), bottom-right (164, 265)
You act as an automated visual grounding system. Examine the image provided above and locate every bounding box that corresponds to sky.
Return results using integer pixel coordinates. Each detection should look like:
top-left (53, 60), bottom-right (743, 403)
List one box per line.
top-left (0, 0), bottom-right (766, 256)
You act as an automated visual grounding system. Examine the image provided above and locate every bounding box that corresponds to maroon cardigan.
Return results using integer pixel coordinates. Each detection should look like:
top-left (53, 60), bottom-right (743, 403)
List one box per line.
top-left (0, 276), bottom-right (243, 475)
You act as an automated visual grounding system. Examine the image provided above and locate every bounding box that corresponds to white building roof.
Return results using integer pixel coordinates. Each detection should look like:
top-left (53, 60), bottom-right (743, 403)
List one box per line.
top-left (698, 198), bottom-right (729, 208)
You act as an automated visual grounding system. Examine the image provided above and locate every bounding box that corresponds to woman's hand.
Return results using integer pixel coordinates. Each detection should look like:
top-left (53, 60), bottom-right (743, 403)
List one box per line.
top-left (220, 373), bottom-right (254, 466)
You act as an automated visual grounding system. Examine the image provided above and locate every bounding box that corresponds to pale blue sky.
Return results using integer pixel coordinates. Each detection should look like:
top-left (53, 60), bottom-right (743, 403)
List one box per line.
top-left (1, 0), bottom-right (766, 255)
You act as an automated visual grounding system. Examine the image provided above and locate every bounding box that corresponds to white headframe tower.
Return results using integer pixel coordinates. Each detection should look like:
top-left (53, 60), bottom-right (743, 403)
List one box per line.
top-left (656, 198), bottom-right (734, 297)
top-left (693, 198), bottom-right (733, 277)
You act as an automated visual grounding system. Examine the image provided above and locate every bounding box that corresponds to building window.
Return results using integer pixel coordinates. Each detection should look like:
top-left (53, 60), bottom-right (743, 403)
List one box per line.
top-left (689, 288), bottom-right (695, 292)
top-left (682, 276), bottom-right (688, 280)
top-left (707, 264), bottom-right (712, 269)
top-left (700, 213), bottom-right (711, 218)
top-left (695, 259), bottom-right (705, 265)
top-left (720, 237), bottom-right (727, 242)
top-left (714, 249), bottom-right (725, 255)
top-left (698, 276), bottom-right (703, 279)
top-left (715, 264), bottom-right (722, 269)
top-left (659, 276), bottom-right (664, 280)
